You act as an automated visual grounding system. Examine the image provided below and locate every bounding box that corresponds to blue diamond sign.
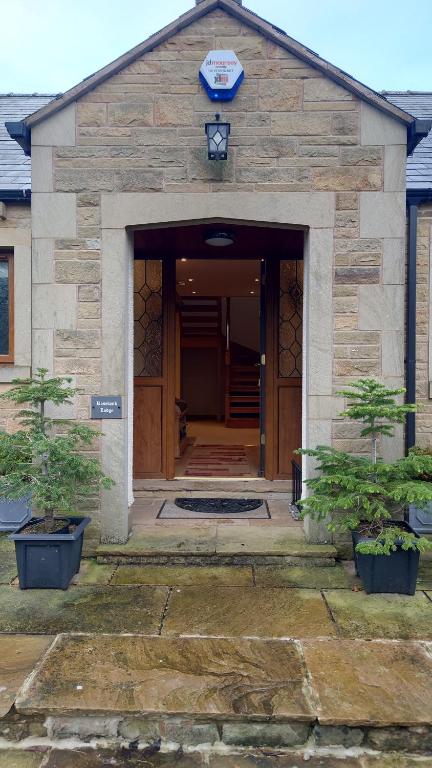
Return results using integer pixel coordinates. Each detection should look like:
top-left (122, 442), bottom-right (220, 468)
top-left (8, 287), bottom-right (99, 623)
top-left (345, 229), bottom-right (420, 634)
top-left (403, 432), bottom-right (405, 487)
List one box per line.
top-left (199, 50), bottom-right (244, 102)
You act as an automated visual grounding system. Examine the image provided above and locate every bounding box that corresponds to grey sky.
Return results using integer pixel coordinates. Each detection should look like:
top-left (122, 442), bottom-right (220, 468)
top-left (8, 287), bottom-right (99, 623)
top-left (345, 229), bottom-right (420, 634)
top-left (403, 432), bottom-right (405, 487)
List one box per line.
top-left (1, 0), bottom-right (431, 95)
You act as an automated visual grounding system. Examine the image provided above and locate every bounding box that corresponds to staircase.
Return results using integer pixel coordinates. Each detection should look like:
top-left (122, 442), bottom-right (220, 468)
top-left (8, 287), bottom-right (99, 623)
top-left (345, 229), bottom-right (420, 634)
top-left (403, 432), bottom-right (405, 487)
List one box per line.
top-left (179, 297), bottom-right (221, 342)
top-left (226, 362), bottom-right (260, 427)
top-left (179, 297), bottom-right (260, 427)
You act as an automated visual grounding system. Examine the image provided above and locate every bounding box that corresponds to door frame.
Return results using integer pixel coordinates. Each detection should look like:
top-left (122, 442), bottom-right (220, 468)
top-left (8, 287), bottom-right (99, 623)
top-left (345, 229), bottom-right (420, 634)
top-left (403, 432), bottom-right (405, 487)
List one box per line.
top-left (100, 195), bottom-right (336, 543)
top-left (135, 249), bottom-right (303, 482)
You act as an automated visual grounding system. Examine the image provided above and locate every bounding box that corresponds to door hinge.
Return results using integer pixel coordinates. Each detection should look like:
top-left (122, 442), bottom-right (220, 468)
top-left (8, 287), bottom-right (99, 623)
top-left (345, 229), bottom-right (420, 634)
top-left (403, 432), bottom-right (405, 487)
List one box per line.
top-left (260, 433), bottom-right (266, 445)
top-left (261, 354), bottom-right (266, 366)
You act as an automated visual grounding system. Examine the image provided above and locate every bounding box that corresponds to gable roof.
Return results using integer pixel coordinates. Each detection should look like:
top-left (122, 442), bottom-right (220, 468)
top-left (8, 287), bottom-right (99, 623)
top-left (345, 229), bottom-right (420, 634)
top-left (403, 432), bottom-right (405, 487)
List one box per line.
top-left (23, 0), bottom-right (415, 131)
top-left (384, 92), bottom-right (432, 192)
top-left (0, 94), bottom-right (55, 194)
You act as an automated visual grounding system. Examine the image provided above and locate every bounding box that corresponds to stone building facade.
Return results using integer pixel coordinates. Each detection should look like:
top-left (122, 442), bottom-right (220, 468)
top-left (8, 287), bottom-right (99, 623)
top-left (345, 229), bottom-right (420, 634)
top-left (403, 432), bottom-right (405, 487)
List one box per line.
top-left (414, 202), bottom-right (432, 445)
top-left (1, 0), bottom-right (430, 545)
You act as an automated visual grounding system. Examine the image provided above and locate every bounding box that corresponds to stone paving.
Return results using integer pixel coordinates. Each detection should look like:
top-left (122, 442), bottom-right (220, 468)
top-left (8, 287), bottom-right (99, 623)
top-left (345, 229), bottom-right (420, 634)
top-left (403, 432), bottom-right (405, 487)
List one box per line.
top-left (1, 531), bottom-right (432, 638)
top-left (1, 751), bottom-right (431, 767)
top-left (2, 532), bottom-right (432, 765)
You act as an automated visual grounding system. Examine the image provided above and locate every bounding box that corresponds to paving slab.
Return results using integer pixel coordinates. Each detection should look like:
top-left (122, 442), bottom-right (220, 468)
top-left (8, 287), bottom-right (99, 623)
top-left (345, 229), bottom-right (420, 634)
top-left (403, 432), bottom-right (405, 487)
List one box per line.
top-left (112, 564), bottom-right (253, 586)
top-left (0, 636), bottom-right (53, 717)
top-left (44, 751), bottom-right (204, 767)
top-left (216, 525), bottom-right (336, 558)
top-left (325, 590), bottom-right (432, 639)
top-left (361, 756), bottom-right (431, 767)
top-left (301, 638), bottom-right (432, 726)
top-left (97, 525), bottom-right (218, 556)
top-left (417, 565), bottom-right (432, 590)
top-left (0, 586), bottom-right (168, 634)
top-left (0, 535), bottom-right (17, 584)
top-left (162, 586), bottom-right (336, 638)
top-left (0, 753), bottom-right (46, 768)
top-left (209, 757), bottom-right (363, 768)
top-left (254, 564), bottom-right (356, 589)
top-left (16, 634), bottom-right (313, 722)
top-left (74, 560), bottom-right (116, 585)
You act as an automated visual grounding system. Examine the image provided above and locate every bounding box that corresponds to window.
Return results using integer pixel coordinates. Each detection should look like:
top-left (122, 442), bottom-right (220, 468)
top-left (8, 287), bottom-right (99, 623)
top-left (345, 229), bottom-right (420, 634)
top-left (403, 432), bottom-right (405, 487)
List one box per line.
top-left (0, 252), bottom-right (13, 363)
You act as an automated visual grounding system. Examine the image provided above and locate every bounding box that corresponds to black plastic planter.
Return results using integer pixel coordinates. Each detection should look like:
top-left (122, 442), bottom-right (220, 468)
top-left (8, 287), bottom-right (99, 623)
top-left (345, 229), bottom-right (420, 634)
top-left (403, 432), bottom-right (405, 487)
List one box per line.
top-left (352, 521), bottom-right (420, 595)
top-left (9, 516), bottom-right (90, 590)
top-left (0, 496), bottom-right (31, 532)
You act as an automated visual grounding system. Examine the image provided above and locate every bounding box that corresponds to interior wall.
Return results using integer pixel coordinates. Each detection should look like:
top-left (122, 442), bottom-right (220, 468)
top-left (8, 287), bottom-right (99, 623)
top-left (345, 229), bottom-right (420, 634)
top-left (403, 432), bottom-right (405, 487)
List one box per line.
top-left (230, 297), bottom-right (260, 353)
top-left (181, 347), bottom-right (221, 417)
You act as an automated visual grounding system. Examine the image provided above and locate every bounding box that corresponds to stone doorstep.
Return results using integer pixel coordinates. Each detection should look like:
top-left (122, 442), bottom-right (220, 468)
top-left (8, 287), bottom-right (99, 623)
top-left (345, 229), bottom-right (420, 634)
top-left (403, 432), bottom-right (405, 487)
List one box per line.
top-left (97, 554), bottom-right (336, 567)
top-left (96, 529), bottom-right (337, 565)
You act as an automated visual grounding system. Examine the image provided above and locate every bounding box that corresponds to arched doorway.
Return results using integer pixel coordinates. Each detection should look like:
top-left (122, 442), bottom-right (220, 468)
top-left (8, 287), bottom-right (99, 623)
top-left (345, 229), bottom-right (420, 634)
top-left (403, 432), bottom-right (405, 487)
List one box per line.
top-left (132, 222), bottom-right (304, 481)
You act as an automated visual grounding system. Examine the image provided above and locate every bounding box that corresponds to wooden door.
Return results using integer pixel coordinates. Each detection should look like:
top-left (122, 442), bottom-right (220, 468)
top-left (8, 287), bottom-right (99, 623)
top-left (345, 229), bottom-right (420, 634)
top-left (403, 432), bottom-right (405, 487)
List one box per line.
top-left (133, 257), bottom-right (176, 479)
top-left (264, 258), bottom-right (303, 479)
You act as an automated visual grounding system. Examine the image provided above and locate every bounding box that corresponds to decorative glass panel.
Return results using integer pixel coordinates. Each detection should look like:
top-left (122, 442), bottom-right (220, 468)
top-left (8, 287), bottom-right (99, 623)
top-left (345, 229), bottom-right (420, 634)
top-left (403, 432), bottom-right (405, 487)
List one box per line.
top-left (134, 260), bottom-right (163, 377)
top-left (0, 260), bottom-right (10, 356)
top-left (279, 260), bottom-right (303, 378)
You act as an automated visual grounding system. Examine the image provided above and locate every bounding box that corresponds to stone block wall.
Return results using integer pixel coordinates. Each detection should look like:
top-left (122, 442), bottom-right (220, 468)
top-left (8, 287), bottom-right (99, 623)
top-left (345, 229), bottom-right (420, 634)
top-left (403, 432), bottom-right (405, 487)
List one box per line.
top-left (0, 204), bottom-right (32, 432)
top-left (416, 203), bottom-right (432, 447)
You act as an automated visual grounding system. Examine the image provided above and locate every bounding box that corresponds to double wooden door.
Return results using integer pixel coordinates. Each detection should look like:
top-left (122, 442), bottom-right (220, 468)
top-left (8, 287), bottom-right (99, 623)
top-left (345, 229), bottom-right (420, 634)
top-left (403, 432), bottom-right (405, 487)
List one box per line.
top-left (133, 255), bottom-right (302, 480)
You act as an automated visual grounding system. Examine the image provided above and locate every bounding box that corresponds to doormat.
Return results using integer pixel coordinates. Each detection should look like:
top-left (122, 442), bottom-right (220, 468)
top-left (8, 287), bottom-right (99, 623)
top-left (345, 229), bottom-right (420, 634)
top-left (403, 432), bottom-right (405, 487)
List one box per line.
top-left (158, 498), bottom-right (270, 520)
top-left (182, 444), bottom-right (256, 477)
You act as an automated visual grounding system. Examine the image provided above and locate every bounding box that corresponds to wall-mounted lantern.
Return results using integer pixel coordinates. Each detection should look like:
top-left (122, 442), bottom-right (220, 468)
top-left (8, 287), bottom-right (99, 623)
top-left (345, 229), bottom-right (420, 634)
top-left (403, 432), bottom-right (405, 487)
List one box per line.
top-left (205, 114), bottom-right (230, 160)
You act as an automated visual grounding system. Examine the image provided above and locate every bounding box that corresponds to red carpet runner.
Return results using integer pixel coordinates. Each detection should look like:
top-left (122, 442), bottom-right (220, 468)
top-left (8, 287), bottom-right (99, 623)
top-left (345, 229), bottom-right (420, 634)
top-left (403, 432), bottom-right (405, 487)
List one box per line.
top-left (183, 444), bottom-right (255, 477)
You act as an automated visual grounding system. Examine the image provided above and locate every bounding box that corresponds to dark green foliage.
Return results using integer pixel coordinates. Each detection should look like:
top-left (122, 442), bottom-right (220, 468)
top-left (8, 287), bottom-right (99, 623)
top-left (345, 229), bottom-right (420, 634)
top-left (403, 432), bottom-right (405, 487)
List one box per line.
top-left (298, 378), bottom-right (432, 556)
top-left (0, 369), bottom-right (113, 527)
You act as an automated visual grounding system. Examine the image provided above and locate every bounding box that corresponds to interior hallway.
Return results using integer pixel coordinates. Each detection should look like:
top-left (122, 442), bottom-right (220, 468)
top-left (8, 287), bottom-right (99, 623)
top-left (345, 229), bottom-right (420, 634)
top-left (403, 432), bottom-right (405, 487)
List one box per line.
top-left (175, 419), bottom-right (260, 477)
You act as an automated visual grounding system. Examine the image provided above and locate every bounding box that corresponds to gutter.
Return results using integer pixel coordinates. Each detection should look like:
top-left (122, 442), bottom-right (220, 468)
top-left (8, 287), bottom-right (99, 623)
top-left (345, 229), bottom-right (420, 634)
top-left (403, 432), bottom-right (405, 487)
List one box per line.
top-left (406, 187), bottom-right (432, 452)
top-left (0, 189), bottom-right (31, 204)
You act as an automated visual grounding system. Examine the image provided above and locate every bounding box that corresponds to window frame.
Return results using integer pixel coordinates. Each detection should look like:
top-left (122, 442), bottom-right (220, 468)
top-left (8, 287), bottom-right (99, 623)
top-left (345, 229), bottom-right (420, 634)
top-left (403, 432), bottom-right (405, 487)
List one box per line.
top-left (0, 251), bottom-right (14, 364)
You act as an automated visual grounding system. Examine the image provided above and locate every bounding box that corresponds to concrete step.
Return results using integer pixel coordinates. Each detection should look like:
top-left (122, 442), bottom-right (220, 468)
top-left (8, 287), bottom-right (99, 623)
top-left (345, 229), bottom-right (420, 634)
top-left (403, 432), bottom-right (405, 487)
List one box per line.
top-left (9, 634), bottom-right (432, 755)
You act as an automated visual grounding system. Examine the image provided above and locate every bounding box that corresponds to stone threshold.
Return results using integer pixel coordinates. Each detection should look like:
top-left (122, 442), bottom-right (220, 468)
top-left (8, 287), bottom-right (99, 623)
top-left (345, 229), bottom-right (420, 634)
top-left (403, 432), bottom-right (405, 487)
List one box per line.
top-left (133, 477), bottom-right (293, 500)
top-left (5, 634), bottom-right (432, 755)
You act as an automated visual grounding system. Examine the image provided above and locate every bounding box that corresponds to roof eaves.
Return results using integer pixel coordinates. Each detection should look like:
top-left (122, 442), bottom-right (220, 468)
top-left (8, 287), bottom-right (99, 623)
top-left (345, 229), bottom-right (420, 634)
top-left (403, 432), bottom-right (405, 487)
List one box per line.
top-left (5, 120), bottom-right (31, 156)
top-left (24, 0), bottom-right (415, 130)
top-left (407, 119), bottom-right (432, 156)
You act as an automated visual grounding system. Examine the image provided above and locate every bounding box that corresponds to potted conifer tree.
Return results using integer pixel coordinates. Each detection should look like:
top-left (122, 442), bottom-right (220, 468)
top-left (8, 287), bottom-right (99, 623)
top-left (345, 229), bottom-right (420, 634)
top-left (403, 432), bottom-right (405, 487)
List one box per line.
top-left (0, 369), bottom-right (113, 590)
top-left (299, 379), bottom-right (432, 594)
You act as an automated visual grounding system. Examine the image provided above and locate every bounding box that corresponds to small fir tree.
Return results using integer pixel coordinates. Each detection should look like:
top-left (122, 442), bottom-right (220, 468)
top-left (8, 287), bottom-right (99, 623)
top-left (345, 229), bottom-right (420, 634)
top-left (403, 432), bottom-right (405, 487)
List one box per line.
top-left (298, 378), bottom-right (432, 555)
top-left (0, 369), bottom-right (113, 532)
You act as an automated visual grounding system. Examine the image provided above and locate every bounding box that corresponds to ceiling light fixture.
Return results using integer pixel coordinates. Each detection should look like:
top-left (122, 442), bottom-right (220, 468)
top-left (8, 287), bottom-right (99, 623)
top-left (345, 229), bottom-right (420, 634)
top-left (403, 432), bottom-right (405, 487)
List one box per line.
top-left (187, 278), bottom-right (194, 283)
top-left (181, 258), bottom-right (187, 262)
top-left (204, 230), bottom-right (234, 247)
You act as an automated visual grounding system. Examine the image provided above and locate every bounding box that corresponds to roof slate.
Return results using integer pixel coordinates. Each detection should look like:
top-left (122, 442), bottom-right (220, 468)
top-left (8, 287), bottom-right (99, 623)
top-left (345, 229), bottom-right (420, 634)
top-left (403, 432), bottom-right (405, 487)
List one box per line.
top-left (384, 92), bottom-right (432, 191)
top-left (0, 94), bottom-right (55, 191)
